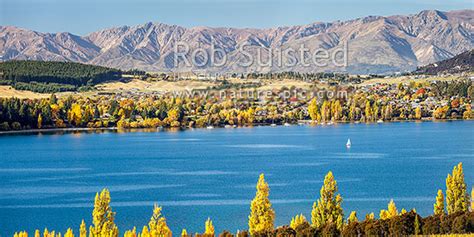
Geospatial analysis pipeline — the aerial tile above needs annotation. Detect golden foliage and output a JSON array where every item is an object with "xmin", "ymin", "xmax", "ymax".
[
  {"xmin": 290, "ymin": 214, "xmax": 307, "ymax": 229},
  {"xmin": 311, "ymin": 171, "xmax": 344, "ymax": 230},
  {"xmin": 248, "ymin": 174, "xmax": 275, "ymax": 235},
  {"xmin": 446, "ymin": 163, "xmax": 468, "ymax": 214},
  {"xmin": 434, "ymin": 189, "xmax": 445, "ymax": 215},
  {"xmin": 380, "ymin": 199, "xmax": 398, "ymax": 220},
  {"xmin": 204, "ymin": 218, "xmax": 215, "ymax": 236}
]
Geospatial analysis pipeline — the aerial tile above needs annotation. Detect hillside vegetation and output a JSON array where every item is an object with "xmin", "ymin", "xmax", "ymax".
[
  {"xmin": 415, "ymin": 50, "xmax": 474, "ymax": 75},
  {"xmin": 0, "ymin": 61, "xmax": 122, "ymax": 92}
]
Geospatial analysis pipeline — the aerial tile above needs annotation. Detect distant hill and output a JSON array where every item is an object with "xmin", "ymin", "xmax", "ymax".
[
  {"xmin": 1, "ymin": 9, "xmax": 473, "ymax": 74},
  {"xmin": 415, "ymin": 50, "xmax": 474, "ymax": 75},
  {"xmin": 0, "ymin": 61, "xmax": 122, "ymax": 93}
]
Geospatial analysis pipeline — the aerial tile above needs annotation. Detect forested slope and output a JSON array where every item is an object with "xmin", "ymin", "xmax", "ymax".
[{"xmin": 0, "ymin": 60, "xmax": 122, "ymax": 92}]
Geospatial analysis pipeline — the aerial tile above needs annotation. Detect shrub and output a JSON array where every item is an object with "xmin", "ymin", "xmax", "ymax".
[
  {"xmin": 342, "ymin": 222, "xmax": 363, "ymax": 237},
  {"xmin": 321, "ymin": 223, "xmax": 339, "ymax": 237},
  {"xmin": 218, "ymin": 230, "xmax": 234, "ymax": 237},
  {"xmin": 389, "ymin": 211, "xmax": 417, "ymax": 236},
  {"xmin": 0, "ymin": 122, "xmax": 10, "ymax": 131},
  {"xmin": 236, "ymin": 230, "xmax": 249, "ymax": 237},
  {"xmin": 294, "ymin": 222, "xmax": 318, "ymax": 237},
  {"xmin": 452, "ymin": 214, "xmax": 469, "ymax": 233},
  {"xmin": 11, "ymin": 122, "xmax": 21, "ymax": 130},
  {"xmin": 274, "ymin": 226, "xmax": 296, "ymax": 237},
  {"xmin": 422, "ymin": 215, "xmax": 441, "ymax": 234}
]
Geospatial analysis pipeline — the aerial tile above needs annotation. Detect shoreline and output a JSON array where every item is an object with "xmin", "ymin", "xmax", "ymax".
[
  {"xmin": 0, "ymin": 127, "xmax": 118, "ymax": 135},
  {"xmin": 0, "ymin": 119, "xmax": 471, "ymax": 135}
]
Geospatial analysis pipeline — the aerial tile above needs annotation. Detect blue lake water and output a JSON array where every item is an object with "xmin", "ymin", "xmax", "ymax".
[{"xmin": 0, "ymin": 121, "xmax": 473, "ymax": 236}]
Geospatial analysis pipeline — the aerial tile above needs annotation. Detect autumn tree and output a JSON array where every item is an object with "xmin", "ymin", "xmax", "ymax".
[
  {"xmin": 446, "ymin": 162, "xmax": 469, "ymax": 214},
  {"xmin": 311, "ymin": 171, "xmax": 344, "ymax": 230},
  {"xmin": 65, "ymin": 228, "xmax": 74, "ymax": 237},
  {"xmin": 308, "ymin": 98, "xmax": 319, "ymax": 122},
  {"xmin": 365, "ymin": 212, "xmax": 374, "ymax": 221},
  {"xmin": 165, "ymin": 108, "xmax": 181, "ymax": 127},
  {"xmin": 414, "ymin": 215, "xmax": 421, "ymax": 235},
  {"xmin": 379, "ymin": 199, "xmax": 398, "ymax": 220},
  {"xmin": 89, "ymin": 189, "xmax": 118, "ymax": 237},
  {"xmin": 415, "ymin": 107, "xmax": 422, "ymax": 120},
  {"xmin": 331, "ymin": 100, "xmax": 342, "ymax": 121},
  {"xmin": 347, "ymin": 211, "xmax": 358, "ymax": 224},
  {"xmin": 320, "ymin": 100, "xmax": 331, "ymax": 122},
  {"xmin": 290, "ymin": 214, "xmax": 307, "ymax": 229},
  {"xmin": 205, "ymin": 218, "xmax": 215, "ymax": 236},
  {"xmin": 14, "ymin": 231, "xmax": 28, "ymax": 237},
  {"xmin": 463, "ymin": 104, "xmax": 472, "ymax": 119},
  {"xmin": 364, "ymin": 100, "xmax": 372, "ymax": 122},
  {"xmin": 68, "ymin": 104, "xmax": 83, "ymax": 126},
  {"xmin": 147, "ymin": 204, "xmax": 172, "ymax": 237},
  {"xmin": 80, "ymin": 220, "xmax": 87, "ymax": 237},
  {"xmin": 248, "ymin": 174, "xmax": 275, "ymax": 235},
  {"xmin": 371, "ymin": 102, "xmax": 379, "ymax": 120},
  {"xmin": 349, "ymin": 101, "xmax": 357, "ymax": 121},
  {"xmin": 433, "ymin": 189, "xmax": 445, "ymax": 215},
  {"xmin": 123, "ymin": 227, "xmax": 136, "ymax": 237},
  {"xmin": 471, "ymin": 188, "xmax": 474, "ymax": 212}
]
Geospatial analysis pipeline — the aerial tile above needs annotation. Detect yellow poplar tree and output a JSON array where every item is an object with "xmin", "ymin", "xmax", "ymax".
[
  {"xmin": 379, "ymin": 199, "xmax": 398, "ymax": 220},
  {"xmin": 123, "ymin": 227, "xmax": 136, "ymax": 237},
  {"xmin": 365, "ymin": 101, "xmax": 372, "ymax": 122},
  {"xmin": 35, "ymin": 230, "xmax": 40, "ymax": 237},
  {"xmin": 89, "ymin": 189, "xmax": 118, "ymax": 237},
  {"xmin": 141, "ymin": 226, "xmax": 150, "ymax": 237},
  {"xmin": 321, "ymin": 100, "xmax": 331, "ymax": 122},
  {"xmin": 205, "ymin": 218, "xmax": 215, "ymax": 236},
  {"xmin": 290, "ymin": 214, "xmax": 307, "ymax": 229},
  {"xmin": 434, "ymin": 189, "xmax": 445, "ymax": 215},
  {"xmin": 80, "ymin": 220, "xmax": 87, "ymax": 237},
  {"xmin": 415, "ymin": 107, "xmax": 422, "ymax": 120},
  {"xmin": 311, "ymin": 171, "xmax": 344, "ymax": 230},
  {"xmin": 64, "ymin": 229, "xmax": 74, "ymax": 237},
  {"xmin": 37, "ymin": 113, "xmax": 43, "ymax": 129},
  {"xmin": 347, "ymin": 211, "xmax": 358, "ymax": 224},
  {"xmin": 248, "ymin": 173, "xmax": 275, "ymax": 235},
  {"xmin": 308, "ymin": 98, "xmax": 319, "ymax": 122},
  {"xmin": 471, "ymin": 188, "xmax": 474, "ymax": 211},
  {"xmin": 365, "ymin": 212, "xmax": 374, "ymax": 221},
  {"xmin": 14, "ymin": 231, "xmax": 28, "ymax": 237},
  {"xmin": 68, "ymin": 104, "xmax": 83, "ymax": 126},
  {"xmin": 181, "ymin": 229, "xmax": 188, "ymax": 237},
  {"xmin": 246, "ymin": 107, "xmax": 255, "ymax": 125},
  {"xmin": 148, "ymin": 204, "xmax": 172, "ymax": 237},
  {"xmin": 414, "ymin": 215, "xmax": 421, "ymax": 235},
  {"xmin": 446, "ymin": 162, "xmax": 468, "ymax": 214}
]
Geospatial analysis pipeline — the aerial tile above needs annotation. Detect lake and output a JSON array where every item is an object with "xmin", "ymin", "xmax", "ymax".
[{"xmin": 0, "ymin": 121, "xmax": 473, "ymax": 236}]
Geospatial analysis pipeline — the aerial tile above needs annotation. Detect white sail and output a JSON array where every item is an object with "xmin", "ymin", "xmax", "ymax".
[{"xmin": 346, "ymin": 139, "xmax": 351, "ymax": 148}]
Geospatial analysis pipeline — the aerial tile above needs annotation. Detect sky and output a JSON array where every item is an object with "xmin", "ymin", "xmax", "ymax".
[{"xmin": 0, "ymin": 0, "xmax": 472, "ymax": 35}]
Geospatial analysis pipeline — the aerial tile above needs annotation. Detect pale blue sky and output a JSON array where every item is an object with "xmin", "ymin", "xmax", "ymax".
[{"xmin": 0, "ymin": 0, "xmax": 472, "ymax": 35}]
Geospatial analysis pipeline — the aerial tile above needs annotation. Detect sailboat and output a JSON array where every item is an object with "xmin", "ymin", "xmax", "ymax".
[{"xmin": 346, "ymin": 138, "xmax": 351, "ymax": 149}]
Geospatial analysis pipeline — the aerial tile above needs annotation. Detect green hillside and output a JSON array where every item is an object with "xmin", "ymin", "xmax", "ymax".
[{"xmin": 0, "ymin": 60, "xmax": 122, "ymax": 93}]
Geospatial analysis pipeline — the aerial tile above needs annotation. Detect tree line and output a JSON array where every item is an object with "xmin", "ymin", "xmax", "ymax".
[
  {"xmin": 12, "ymin": 163, "xmax": 474, "ymax": 237},
  {"xmin": 0, "ymin": 79, "xmax": 472, "ymax": 131}
]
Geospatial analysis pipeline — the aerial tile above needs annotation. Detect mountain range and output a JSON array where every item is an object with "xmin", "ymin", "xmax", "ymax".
[{"xmin": 1, "ymin": 9, "xmax": 473, "ymax": 74}]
